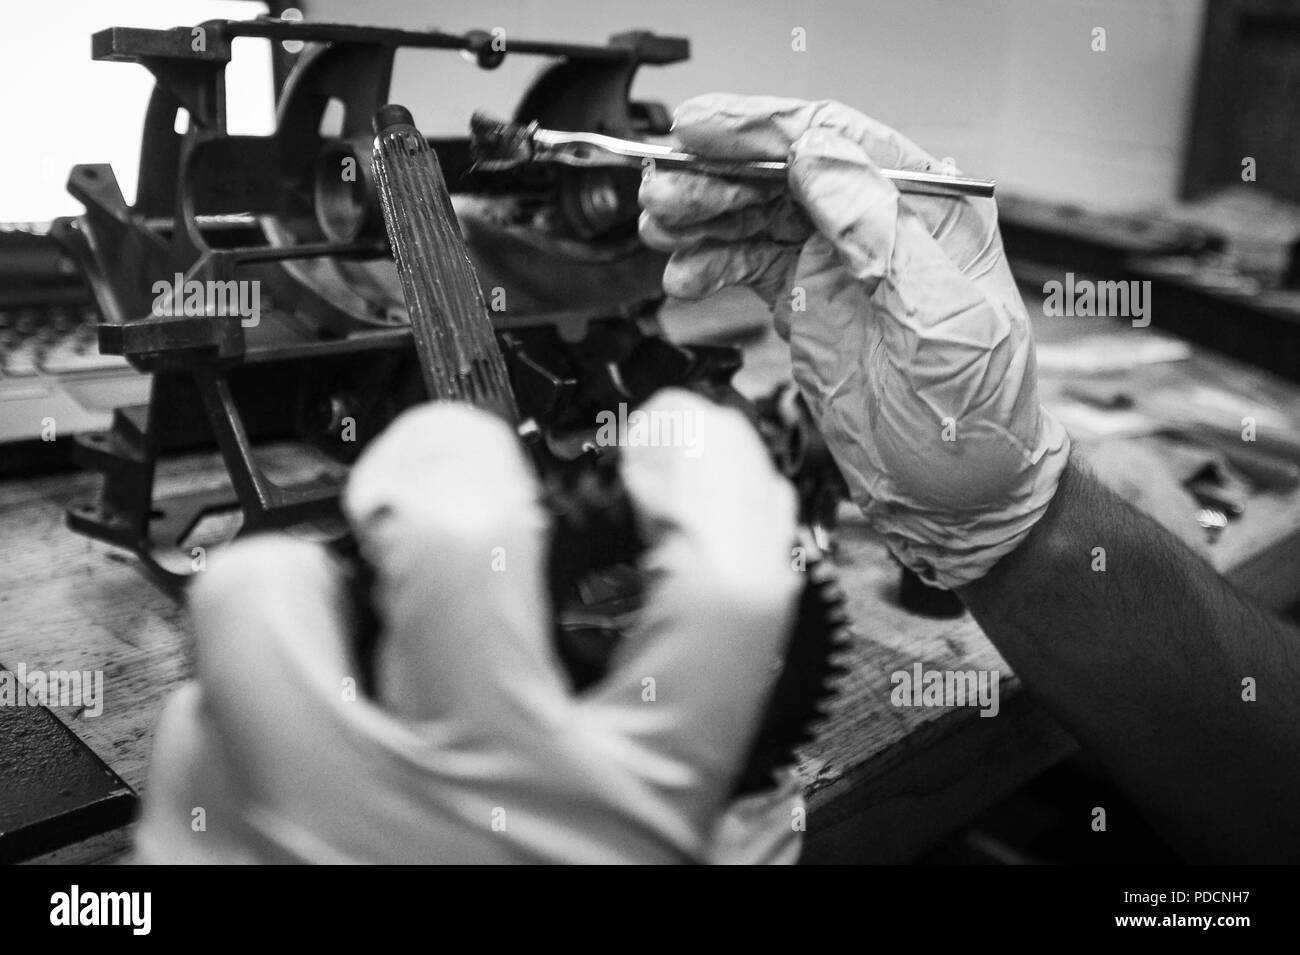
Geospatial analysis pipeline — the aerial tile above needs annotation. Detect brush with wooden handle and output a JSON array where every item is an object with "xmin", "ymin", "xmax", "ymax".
[
  {"xmin": 373, "ymin": 104, "xmax": 519, "ymax": 421},
  {"xmin": 367, "ymin": 104, "xmax": 640, "ymax": 657}
]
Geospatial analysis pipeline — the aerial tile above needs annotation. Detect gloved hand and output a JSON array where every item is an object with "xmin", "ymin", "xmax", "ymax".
[
  {"xmin": 639, "ymin": 95, "xmax": 1070, "ymax": 588},
  {"xmin": 135, "ymin": 390, "xmax": 805, "ymax": 864}
]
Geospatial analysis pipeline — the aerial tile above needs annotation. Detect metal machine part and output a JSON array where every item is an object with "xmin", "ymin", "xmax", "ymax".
[
  {"xmin": 54, "ymin": 16, "xmax": 692, "ymax": 584},
  {"xmin": 53, "ymin": 15, "xmax": 859, "ymax": 735},
  {"xmin": 734, "ymin": 545, "xmax": 853, "ymax": 795},
  {"xmin": 754, "ymin": 381, "xmax": 848, "ymax": 554}
]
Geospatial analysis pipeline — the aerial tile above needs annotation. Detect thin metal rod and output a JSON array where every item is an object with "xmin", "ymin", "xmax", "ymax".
[{"xmin": 531, "ymin": 128, "xmax": 997, "ymax": 198}]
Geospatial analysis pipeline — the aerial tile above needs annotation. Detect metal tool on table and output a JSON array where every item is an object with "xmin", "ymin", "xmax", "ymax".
[
  {"xmin": 370, "ymin": 103, "xmax": 849, "ymax": 795},
  {"xmin": 469, "ymin": 113, "xmax": 997, "ymax": 199},
  {"xmin": 1060, "ymin": 379, "xmax": 1300, "ymax": 544},
  {"xmin": 1195, "ymin": 506, "xmax": 1229, "ymax": 544}
]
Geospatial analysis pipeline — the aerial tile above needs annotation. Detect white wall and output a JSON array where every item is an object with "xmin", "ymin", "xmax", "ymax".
[
  {"xmin": 312, "ymin": 0, "xmax": 1208, "ymax": 211},
  {"xmin": 0, "ymin": 0, "xmax": 1204, "ymax": 219},
  {"xmin": 0, "ymin": 0, "xmax": 278, "ymax": 222}
]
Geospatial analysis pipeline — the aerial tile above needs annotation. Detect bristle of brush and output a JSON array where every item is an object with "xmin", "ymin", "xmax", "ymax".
[{"xmin": 468, "ymin": 111, "xmax": 532, "ymax": 164}]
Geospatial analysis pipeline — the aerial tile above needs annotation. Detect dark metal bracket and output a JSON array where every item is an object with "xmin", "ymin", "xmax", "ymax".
[{"xmin": 57, "ymin": 17, "xmax": 693, "ymax": 585}]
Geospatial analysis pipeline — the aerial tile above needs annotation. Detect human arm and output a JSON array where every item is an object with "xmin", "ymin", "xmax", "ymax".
[
  {"xmin": 961, "ymin": 455, "xmax": 1300, "ymax": 862},
  {"xmin": 640, "ymin": 93, "xmax": 1300, "ymax": 861}
]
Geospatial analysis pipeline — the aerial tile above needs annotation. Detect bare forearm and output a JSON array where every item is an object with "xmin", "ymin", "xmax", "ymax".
[{"xmin": 960, "ymin": 456, "xmax": 1300, "ymax": 862}]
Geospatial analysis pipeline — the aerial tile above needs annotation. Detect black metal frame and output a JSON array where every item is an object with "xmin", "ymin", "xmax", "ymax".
[{"xmin": 55, "ymin": 16, "xmax": 691, "ymax": 587}]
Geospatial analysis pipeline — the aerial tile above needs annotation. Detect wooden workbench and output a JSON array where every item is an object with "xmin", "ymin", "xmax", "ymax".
[{"xmin": 4, "ymin": 286, "xmax": 1300, "ymax": 864}]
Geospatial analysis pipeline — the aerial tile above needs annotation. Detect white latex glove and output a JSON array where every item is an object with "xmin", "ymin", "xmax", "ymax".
[
  {"xmin": 640, "ymin": 95, "xmax": 1070, "ymax": 588},
  {"xmin": 134, "ymin": 391, "xmax": 805, "ymax": 864}
]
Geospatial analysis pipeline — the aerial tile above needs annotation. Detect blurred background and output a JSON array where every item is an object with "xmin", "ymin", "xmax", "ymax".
[{"xmin": 1, "ymin": 0, "xmax": 1209, "ymax": 219}]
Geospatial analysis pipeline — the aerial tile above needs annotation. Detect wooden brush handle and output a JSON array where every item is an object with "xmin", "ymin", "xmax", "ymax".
[{"xmin": 373, "ymin": 104, "xmax": 518, "ymax": 421}]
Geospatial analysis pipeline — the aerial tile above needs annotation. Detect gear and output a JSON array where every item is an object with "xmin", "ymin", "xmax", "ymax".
[
  {"xmin": 549, "ymin": 525, "xmax": 852, "ymax": 799},
  {"xmin": 732, "ymin": 543, "xmax": 853, "ymax": 797},
  {"xmin": 540, "ymin": 397, "xmax": 853, "ymax": 799}
]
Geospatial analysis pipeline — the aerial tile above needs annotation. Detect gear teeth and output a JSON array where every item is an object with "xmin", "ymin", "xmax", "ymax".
[
  {"xmin": 732, "ymin": 549, "xmax": 852, "ymax": 797},
  {"xmin": 829, "ymin": 629, "xmax": 855, "ymax": 655}
]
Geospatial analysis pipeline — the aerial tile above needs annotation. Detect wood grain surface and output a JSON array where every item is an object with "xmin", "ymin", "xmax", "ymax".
[{"xmin": 4, "ymin": 286, "xmax": 1300, "ymax": 864}]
